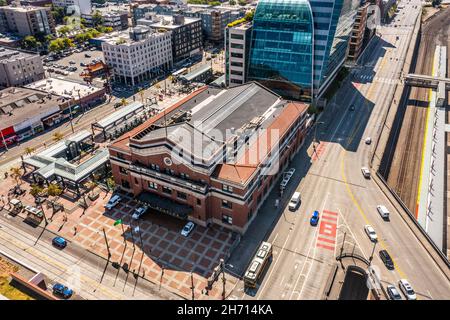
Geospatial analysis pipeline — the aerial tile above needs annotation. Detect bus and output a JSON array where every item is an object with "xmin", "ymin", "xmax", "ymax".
[{"xmin": 243, "ymin": 241, "xmax": 273, "ymax": 288}]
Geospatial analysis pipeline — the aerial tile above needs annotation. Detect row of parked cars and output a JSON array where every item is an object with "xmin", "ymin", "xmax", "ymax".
[{"xmin": 104, "ymin": 194, "xmax": 196, "ymax": 237}]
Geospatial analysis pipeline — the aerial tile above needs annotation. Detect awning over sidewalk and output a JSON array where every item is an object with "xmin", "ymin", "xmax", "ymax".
[{"xmin": 136, "ymin": 192, "xmax": 191, "ymax": 220}]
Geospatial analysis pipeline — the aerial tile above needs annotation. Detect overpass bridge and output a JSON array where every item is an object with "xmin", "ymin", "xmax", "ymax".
[{"xmin": 403, "ymin": 46, "xmax": 448, "ymax": 107}]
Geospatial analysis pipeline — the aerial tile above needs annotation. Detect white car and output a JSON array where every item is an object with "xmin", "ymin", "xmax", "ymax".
[
  {"xmin": 398, "ymin": 279, "xmax": 417, "ymax": 300},
  {"xmin": 132, "ymin": 206, "xmax": 148, "ymax": 220},
  {"xmin": 377, "ymin": 205, "xmax": 390, "ymax": 219},
  {"xmin": 104, "ymin": 194, "xmax": 122, "ymax": 210},
  {"xmin": 364, "ymin": 225, "xmax": 378, "ymax": 242},
  {"xmin": 365, "ymin": 137, "xmax": 372, "ymax": 145},
  {"xmin": 181, "ymin": 221, "xmax": 195, "ymax": 237},
  {"xmin": 361, "ymin": 167, "xmax": 371, "ymax": 179}
]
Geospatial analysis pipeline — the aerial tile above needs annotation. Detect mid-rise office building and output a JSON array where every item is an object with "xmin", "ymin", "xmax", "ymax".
[
  {"xmin": 81, "ymin": 10, "xmax": 129, "ymax": 31},
  {"xmin": 52, "ymin": 0, "xmax": 92, "ymax": 15},
  {"xmin": 0, "ymin": 47, "xmax": 45, "ymax": 88},
  {"xmin": 246, "ymin": 0, "xmax": 359, "ymax": 101},
  {"xmin": 195, "ymin": 8, "xmax": 244, "ymax": 43},
  {"xmin": 102, "ymin": 26, "xmax": 173, "ymax": 86},
  {"xmin": 0, "ymin": 5, "xmax": 55, "ymax": 37},
  {"xmin": 108, "ymin": 82, "xmax": 310, "ymax": 233},
  {"xmin": 140, "ymin": 14, "xmax": 202, "ymax": 63},
  {"xmin": 347, "ymin": 2, "xmax": 373, "ymax": 62},
  {"xmin": 224, "ymin": 20, "xmax": 252, "ymax": 87}
]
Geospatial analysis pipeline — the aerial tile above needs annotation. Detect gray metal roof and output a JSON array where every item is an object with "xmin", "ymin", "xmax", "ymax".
[
  {"xmin": 95, "ymin": 102, "xmax": 144, "ymax": 129},
  {"xmin": 180, "ymin": 64, "xmax": 211, "ymax": 82}
]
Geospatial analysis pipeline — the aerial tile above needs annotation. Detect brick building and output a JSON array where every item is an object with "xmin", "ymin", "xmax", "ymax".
[{"xmin": 108, "ymin": 82, "xmax": 311, "ymax": 234}]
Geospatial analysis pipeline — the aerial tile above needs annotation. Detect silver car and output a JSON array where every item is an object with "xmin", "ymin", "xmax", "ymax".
[{"xmin": 364, "ymin": 225, "xmax": 378, "ymax": 242}]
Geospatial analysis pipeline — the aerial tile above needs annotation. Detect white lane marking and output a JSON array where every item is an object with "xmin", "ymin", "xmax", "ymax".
[{"xmin": 289, "ymin": 192, "xmax": 329, "ymax": 300}]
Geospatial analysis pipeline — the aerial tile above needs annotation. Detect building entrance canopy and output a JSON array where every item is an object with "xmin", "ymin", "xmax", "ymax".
[{"xmin": 136, "ymin": 192, "xmax": 192, "ymax": 219}]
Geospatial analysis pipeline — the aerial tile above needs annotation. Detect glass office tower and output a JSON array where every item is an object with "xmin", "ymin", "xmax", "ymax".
[
  {"xmin": 247, "ymin": 0, "xmax": 359, "ymax": 101},
  {"xmin": 247, "ymin": 0, "xmax": 314, "ymax": 101}
]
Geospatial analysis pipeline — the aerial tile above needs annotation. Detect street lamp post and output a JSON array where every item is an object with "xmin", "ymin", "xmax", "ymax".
[
  {"xmin": 369, "ymin": 241, "xmax": 377, "ymax": 266},
  {"xmin": 314, "ymin": 121, "xmax": 325, "ymax": 146},
  {"xmin": 220, "ymin": 258, "xmax": 226, "ymax": 300}
]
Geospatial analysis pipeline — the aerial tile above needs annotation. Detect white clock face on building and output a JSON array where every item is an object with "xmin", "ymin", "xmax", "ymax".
[{"xmin": 164, "ymin": 157, "xmax": 173, "ymax": 166}]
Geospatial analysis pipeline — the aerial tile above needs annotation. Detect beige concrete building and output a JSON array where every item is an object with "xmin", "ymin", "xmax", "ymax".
[
  {"xmin": 0, "ymin": 47, "xmax": 45, "ymax": 88},
  {"xmin": 0, "ymin": 5, "xmax": 55, "ymax": 37}
]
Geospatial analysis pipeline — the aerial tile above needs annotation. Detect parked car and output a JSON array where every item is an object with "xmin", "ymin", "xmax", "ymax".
[
  {"xmin": 69, "ymin": 60, "xmax": 76, "ymax": 64},
  {"xmin": 52, "ymin": 236, "xmax": 67, "ymax": 249},
  {"xmin": 376, "ymin": 205, "xmax": 390, "ymax": 220},
  {"xmin": 398, "ymin": 279, "xmax": 417, "ymax": 300},
  {"xmin": 288, "ymin": 192, "xmax": 301, "ymax": 211},
  {"xmin": 361, "ymin": 167, "xmax": 371, "ymax": 179},
  {"xmin": 85, "ymin": 53, "xmax": 91, "ymax": 58},
  {"xmin": 386, "ymin": 285, "xmax": 402, "ymax": 300},
  {"xmin": 104, "ymin": 194, "xmax": 122, "ymax": 210},
  {"xmin": 132, "ymin": 206, "xmax": 148, "ymax": 220},
  {"xmin": 365, "ymin": 137, "xmax": 372, "ymax": 145},
  {"xmin": 181, "ymin": 221, "xmax": 195, "ymax": 237},
  {"xmin": 80, "ymin": 62, "xmax": 87, "ymax": 67},
  {"xmin": 52, "ymin": 283, "xmax": 73, "ymax": 299},
  {"xmin": 379, "ymin": 249, "xmax": 394, "ymax": 270},
  {"xmin": 364, "ymin": 225, "xmax": 378, "ymax": 242},
  {"xmin": 310, "ymin": 210, "xmax": 320, "ymax": 226}
]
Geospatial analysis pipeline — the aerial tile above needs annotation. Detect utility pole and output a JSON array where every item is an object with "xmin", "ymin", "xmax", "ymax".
[
  {"xmin": 190, "ymin": 272, "xmax": 195, "ymax": 300},
  {"xmin": 102, "ymin": 227, "xmax": 112, "ymax": 259},
  {"xmin": 220, "ymin": 258, "xmax": 226, "ymax": 300},
  {"xmin": 0, "ymin": 130, "xmax": 8, "ymax": 151},
  {"xmin": 369, "ymin": 241, "xmax": 377, "ymax": 266},
  {"xmin": 68, "ymin": 99, "xmax": 75, "ymax": 133}
]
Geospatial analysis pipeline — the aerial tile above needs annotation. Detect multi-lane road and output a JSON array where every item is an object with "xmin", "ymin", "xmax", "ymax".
[
  {"xmin": 231, "ymin": 1, "xmax": 450, "ymax": 300},
  {"xmin": 0, "ymin": 209, "xmax": 180, "ymax": 300}
]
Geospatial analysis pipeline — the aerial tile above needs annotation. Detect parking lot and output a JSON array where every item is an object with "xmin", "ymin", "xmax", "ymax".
[{"xmin": 43, "ymin": 49, "xmax": 104, "ymax": 83}]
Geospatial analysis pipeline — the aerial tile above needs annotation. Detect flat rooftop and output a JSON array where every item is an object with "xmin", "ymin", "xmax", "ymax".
[
  {"xmin": 1, "ymin": 5, "xmax": 48, "ymax": 12},
  {"xmin": 0, "ymin": 87, "xmax": 64, "ymax": 129},
  {"xmin": 149, "ymin": 15, "xmax": 201, "ymax": 29},
  {"xmin": 101, "ymin": 26, "xmax": 168, "ymax": 46},
  {"xmin": 0, "ymin": 47, "xmax": 38, "ymax": 63},
  {"xmin": 131, "ymin": 83, "xmax": 292, "ymax": 160},
  {"xmin": 25, "ymin": 78, "xmax": 102, "ymax": 100}
]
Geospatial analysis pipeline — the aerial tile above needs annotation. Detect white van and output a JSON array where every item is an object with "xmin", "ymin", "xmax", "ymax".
[
  {"xmin": 288, "ymin": 192, "xmax": 301, "ymax": 211},
  {"xmin": 377, "ymin": 205, "xmax": 390, "ymax": 219}
]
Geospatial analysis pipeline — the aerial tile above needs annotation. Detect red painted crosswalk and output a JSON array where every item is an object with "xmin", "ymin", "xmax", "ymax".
[{"xmin": 316, "ymin": 210, "xmax": 338, "ymax": 252}]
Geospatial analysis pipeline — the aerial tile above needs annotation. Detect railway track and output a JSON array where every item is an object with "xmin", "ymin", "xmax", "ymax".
[{"xmin": 386, "ymin": 7, "xmax": 450, "ymax": 212}]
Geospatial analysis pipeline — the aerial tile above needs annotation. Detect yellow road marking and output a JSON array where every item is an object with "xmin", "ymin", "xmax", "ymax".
[
  {"xmin": 339, "ymin": 46, "xmax": 409, "ymax": 282},
  {"xmin": 416, "ymin": 60, "xmax": 435, "ymax": 218}
]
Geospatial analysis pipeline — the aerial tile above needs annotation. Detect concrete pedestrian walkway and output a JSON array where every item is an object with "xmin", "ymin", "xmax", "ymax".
[{"xmin": 417, "ymin": 45, "xmax": 447, "ymax": 251}]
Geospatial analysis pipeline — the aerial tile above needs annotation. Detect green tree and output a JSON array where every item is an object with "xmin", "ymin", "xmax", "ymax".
[
  {"xmin": 229, "ymin": 0, "xmax": 236, "ymax": 4},
  {"xmin": 0, "ymin": 0, "xmax": 7, "ymax": 6},
  {"xmin": 52, "ymin": 131, "xmax": 64, "ymax": 142},
  {"xmin": 22, "ymin": 36, "xmax": 41, "ymax": 50},
  {"xmin": 238, "ymin": 0, "xmax": 247, "ymax": 6},
  {"xmin": 30, "ymin": 184, "xmax": 44, "ymax": 198},
  {"xmin": 92, "ymin": 10, "xmax": 103, "ymax": 28},
  {"xmin": 9, "ymin": 167, "xmax": 22, "ymax": 187},
  {"xmin": 59, "ymin": 25, "xmax": 72, "ymax": 35},
  {"xmin": 51, "ymin": 5, "xmax": 65, "ymax": 24}
]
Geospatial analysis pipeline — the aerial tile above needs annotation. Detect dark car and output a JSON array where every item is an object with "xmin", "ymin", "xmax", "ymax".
[
  {"xmin": 379, "ymin": 249, "xmax": 394, "ymax": 270},
  {"xmin": 52, "ymin": 283, "xmax": 73, "ymax": 299},
  {"xmin": 386, "ymin": 285, "xmax": 402, "ymax": 300},
  {"xmin": 52, "ymin": 236, "xmax": 67, "ymax": 249}
]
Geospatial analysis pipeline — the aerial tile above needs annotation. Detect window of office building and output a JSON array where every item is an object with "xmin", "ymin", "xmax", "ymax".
[
  {"xmin": 177, "ymin": 191, "xmax": 187, "ymax": 200},
  {"xmin": 162, "ymin": 186, "xmax": 172, "ymax": 194},
  {"xmin": 148, "ymin": 181, "xmax": 158, "ymax": 190},
  {"xmin": 222, "ymin": 214, "xmax": 232, "ymax": 225},
  {"xmin": 222, "ymin": 199, "xmax": 232, "ymax": 209},
  {"xmin": 222, "ymin": 184, "xmax": 233, "ymax": 193}
]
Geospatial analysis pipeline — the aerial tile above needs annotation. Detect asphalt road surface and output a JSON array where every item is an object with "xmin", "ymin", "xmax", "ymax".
[
  {"xmin": 231, "ymin": 1, "xmax": 450, "ymax": 300},
  {"xmin": 0, "ymin": 209, "xmax": 180, "ymax": 300}
]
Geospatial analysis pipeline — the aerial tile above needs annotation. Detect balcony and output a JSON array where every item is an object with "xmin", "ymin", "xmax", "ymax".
[{"xmin": 129, "ymin": 163, "xmax": 208, "ymax": 194}]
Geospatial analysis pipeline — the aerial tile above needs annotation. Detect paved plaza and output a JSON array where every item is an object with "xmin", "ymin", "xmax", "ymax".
[{"xmin": 0, "ymin": 174, "xmax": 240, "ymax": 300}]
